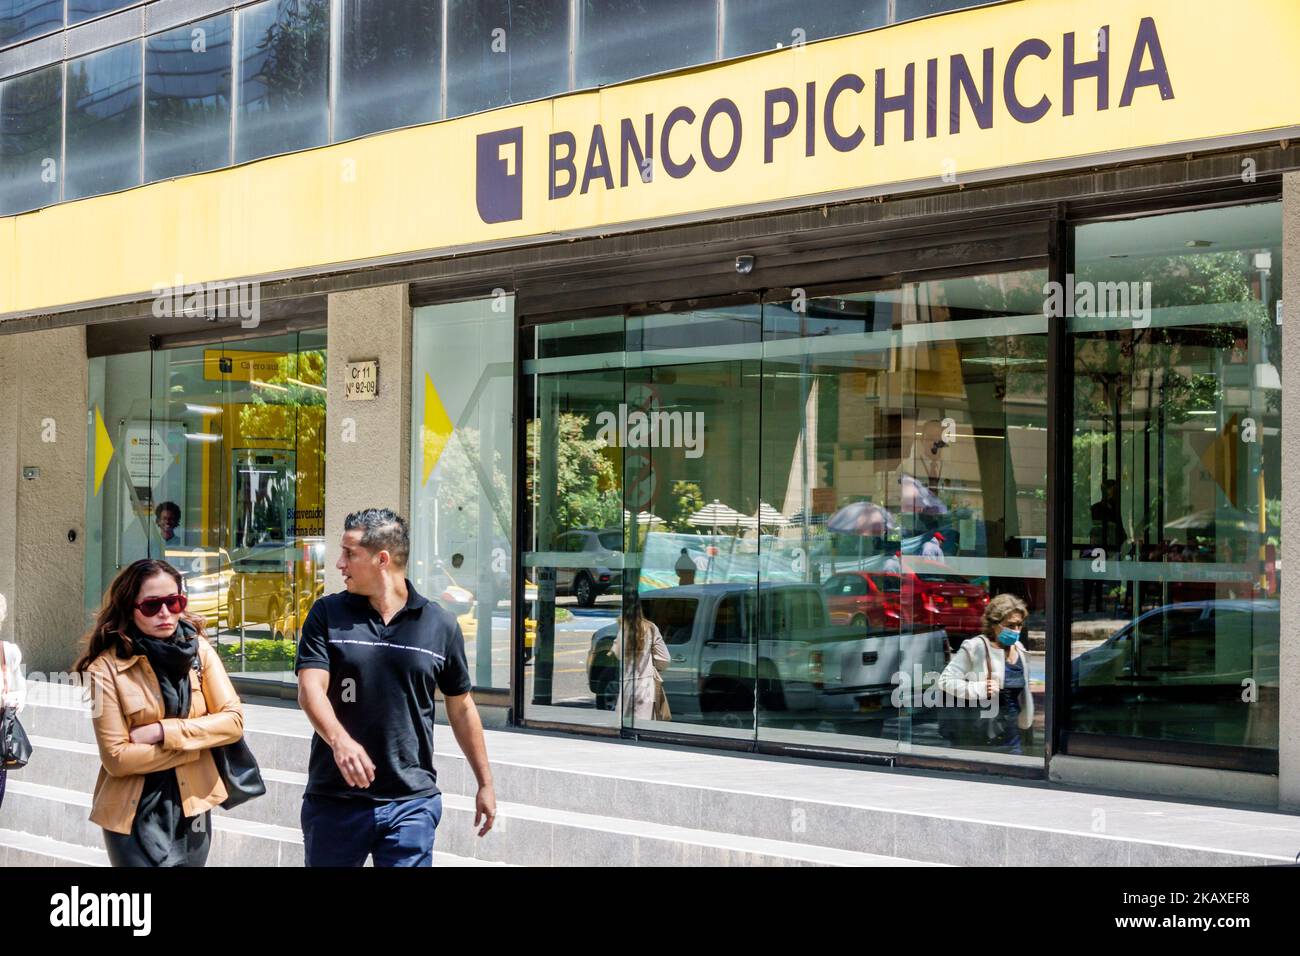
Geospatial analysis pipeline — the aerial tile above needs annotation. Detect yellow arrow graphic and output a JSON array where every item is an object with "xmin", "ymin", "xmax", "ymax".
[
  {"xmin": 422, "ymin": 373, "xmax": 453, "ymax": 486},
  {"xmin": 93, "ymin": 406, "xmax": 115, "ymax": 495}
]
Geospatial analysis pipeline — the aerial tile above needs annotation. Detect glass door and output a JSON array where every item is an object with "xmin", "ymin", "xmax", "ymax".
[{"xmin": 86, "ymin": 331, "xmax": 327, "ymax": 682}]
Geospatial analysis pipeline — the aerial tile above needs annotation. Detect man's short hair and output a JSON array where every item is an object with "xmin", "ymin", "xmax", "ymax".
[
  {"xmin": 155, "ymin": 501, "xmax": 181, "ymax": 522},
  {"xmin": 344, "ymin": 508, "xmax": 410, "ymax": 568}
]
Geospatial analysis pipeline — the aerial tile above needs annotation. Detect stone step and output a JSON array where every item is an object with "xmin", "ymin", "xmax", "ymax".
[
  {"xmin": 0, "ymin": 828, "xmax": 107, "ymax": 867},
  {"xmin": 16, "ymin": 695, "xmax": 1297, "ymax": 868},
  {"xmin": 2, "ymin": 767, "xmax": 922, "ymax": 867},
  {"xmin": 0, "ymin": 780, "xmax": 507, "ymax": 867}
]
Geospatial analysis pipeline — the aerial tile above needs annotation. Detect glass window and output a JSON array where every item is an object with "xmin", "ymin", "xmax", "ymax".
[
  {"xmin": 145, "ymin": 14, "xmax": 233, "ymax": 182},
  {"xmin": 65, "ymin": 40, "xmax": 142, "ymax": 201},
  {"xmin": 68, "ymin": 0, "xmax": 136, "ymax": 27},
  {"xmin": 723, "ymin": 0, "xmax": 886, "ymax": 58},
  {"xmin": 647, "ymin": 598, "xmax": 700, "ymax": 645},
  {"xmin": 446, "ymin": 0, "xmax": 569, "ymax": 117},
  {"xmin": 575, "ymin": 0, "xmax": 717, "ymax": 89},
  {"xmin": 758, "ymin": 271, "xmax": 1048, "ymax": 763},
  {"xmin": 410, "ymin": 297, "xmax": 516, "ymax": 690},
  {"xmin": 893, "ymin": 0, "xmax": 978, "ymax": 22},
  {"xmin": 0, "ymin": 63, "xmax": 61, "ymax": 214},
  {"xmin": 0, "ymin": 0, "xmax": 62, "ymax": 48},
  {"xmin": 1066, "ymin": 201, "xmax": 1283, "ymax": 754},
  {"xmin": 236, "ymin": 0, "xmax": 329, "ymax": 164},
  {"xmin": 85, "ymin": 331, "xmax": 328, "ymax": 681},
  {"xmin": 336, "ymin": 0, "xmax": 439, "ymax": 142}
]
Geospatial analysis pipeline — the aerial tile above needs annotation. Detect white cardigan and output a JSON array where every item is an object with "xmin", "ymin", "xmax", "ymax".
[
  {"xmin": 1, "ymin": 640, "xmax": 25, "ymax": 713},
  {"xmin": 937, "ymin": 635, "xmax": 1033, "ymax": 730}
]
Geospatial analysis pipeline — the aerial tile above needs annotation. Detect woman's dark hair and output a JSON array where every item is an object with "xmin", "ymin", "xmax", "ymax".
[
  {"xmin": 622, "ymin": 590, "xmax": 650, "ymax": 658},
  {"xmin": 73, "ymin": 559, "xmax": 206, "ymax": 673}
]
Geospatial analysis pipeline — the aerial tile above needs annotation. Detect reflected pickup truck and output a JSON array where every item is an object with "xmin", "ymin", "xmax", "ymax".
[{"xmin": 587, "ymin": 582, "xmax": 931, "ymax": 717}]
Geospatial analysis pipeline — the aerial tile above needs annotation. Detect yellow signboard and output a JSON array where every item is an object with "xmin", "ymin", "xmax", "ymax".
[
  {"xmin": 202, "ymin": 350, "xmax": 293, "ymax": 382},
  {"xmin": 1, "ymin": 0, "xmax": 1297, "ymax": 317}
]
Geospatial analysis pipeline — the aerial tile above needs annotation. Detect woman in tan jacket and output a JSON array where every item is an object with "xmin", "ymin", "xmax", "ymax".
[{"xmin": 74, "ymin": 558, "xmax": 244, "ymax": 867}]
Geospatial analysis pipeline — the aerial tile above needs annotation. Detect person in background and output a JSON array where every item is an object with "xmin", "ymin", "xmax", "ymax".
[
  {"xmin": 675, "ymin": 548, "xmax": 697, "ymax": 586},
  {"xmin": 610, "ymin": 591, "xmax": 670, "ymax": 721},
  {"xmin": 155, "ymin": 501, "xmax": 182, "ymax": 545},
  {"xmin": 921, "ymin": 531, "xmax": 946, "ymax": 561},
  {"xmin": 0, "ymin": 593, "xmax": 25, "ymax": 812},
  {"xmin": 938, "ymin": 593, "xmax": 1034, "ymax": 755}
]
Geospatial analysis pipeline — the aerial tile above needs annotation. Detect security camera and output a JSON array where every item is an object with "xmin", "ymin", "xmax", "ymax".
[{"xmin": 735, "ymin": 255, "xmax": 755, "ymax": 275}]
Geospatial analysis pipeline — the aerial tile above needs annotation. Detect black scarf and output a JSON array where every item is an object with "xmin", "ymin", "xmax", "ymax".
[
  {"xmin": 127, "ymin": 621, "xmax": 198, "ymax": 719},
  {"xmin": 120, "ymin": 620, "xmax": 200, "ymax": 864}
]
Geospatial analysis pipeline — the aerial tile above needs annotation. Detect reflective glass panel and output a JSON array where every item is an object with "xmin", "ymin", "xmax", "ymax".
[
  {"xmin": 446, "ymin": 0, "xmax": 569, "ymax": 117},
  {"xmin": 0, "ymin": 62, "xmax": 61, "ymax": 214},
  {"xmin": 145, "ymin": 13, "xmax": 233, "ymax": 182},
  {"xmin": 236, "ymin": 0, "xmax": 329, "ymax": 164},
  {"xmin": 0, "ymin": 0, "xmax": 62, "ymax": 48},
  {"xmin": 410, "ymin": 297, "xmax": 515, "ymax": 690},
  {"xmin": 723, "ymin": 0, "xmax": 886, "ymax": 57},
  {"xmin": 1066, "ymin": 202, "xmax": 1282, "ymax": 753},
  {"xmin": 65, "ymin": 40, "xmax": 142, "ymax": 201},
  {"xmin": 575, "ymin": 0, "xmax": 716, "ymax": 89},
  {"xmin": 336, "ymin": 0, "xmax": 439, "ymax": 141}
]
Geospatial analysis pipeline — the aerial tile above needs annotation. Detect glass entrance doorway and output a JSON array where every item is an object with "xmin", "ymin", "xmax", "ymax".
[
  {"xmin": 85, "ymin": 330, "xmax": 327, "ymax": 680},
  {"xmin": 522, "ymin": 270, "xmax": 1049, "ymax": 765}
]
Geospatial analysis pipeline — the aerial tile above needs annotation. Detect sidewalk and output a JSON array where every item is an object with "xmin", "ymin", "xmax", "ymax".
[{"xmin": 6, "ymin": 681, "xmax": 1298, "ymax": 867}]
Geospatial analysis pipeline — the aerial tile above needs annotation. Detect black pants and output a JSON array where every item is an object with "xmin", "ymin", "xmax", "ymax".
[
  {"xmin": 0, "ymin": 768, "xmax": 6, "ymax": 810},
  {"xmin": 103, "ymin": 811, "xmax": 211, "ymax": 867}
]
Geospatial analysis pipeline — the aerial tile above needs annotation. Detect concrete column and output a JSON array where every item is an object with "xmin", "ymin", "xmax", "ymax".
[
  {"xmin": 0, "ymin": 326, "xmax": 88, "ymax": 673},
  {"xmin": 324, "ymin": 285, "xmax": 412, "ymax": 594},
  {"xmin": 1281, "ymin": 172, "xmax": 1300, "ymax": 810}
]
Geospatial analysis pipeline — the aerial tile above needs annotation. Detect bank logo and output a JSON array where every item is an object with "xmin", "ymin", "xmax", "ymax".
[{"xmin": 475, "ymin": 127, "xmax": 523, "ymax": 224}]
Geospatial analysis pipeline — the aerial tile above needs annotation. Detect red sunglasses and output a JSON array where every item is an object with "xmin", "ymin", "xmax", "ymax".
[{"xmin": 134, "ymin": 593, "xmax": 188, "ymax": 616}]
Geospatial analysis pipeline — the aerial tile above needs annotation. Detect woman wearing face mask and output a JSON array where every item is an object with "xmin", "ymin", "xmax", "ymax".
[
  {"xmin": 73, "ymin": 559, "xmax": 244, "ymax": 867},
  {"xmin": 937, "ymin": 593, "xmax": 1033, "ymax": 754}
]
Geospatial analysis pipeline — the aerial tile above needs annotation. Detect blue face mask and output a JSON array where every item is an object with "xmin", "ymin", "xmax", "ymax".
[{"xmin": 997, "ymin": 628, "xmax": 1020, "ymax": 647}]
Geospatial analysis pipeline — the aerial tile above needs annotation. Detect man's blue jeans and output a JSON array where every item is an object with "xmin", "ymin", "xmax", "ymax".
[{"xmin": 301, "ymin": 793, "xmax": 443, "ymax": 867}]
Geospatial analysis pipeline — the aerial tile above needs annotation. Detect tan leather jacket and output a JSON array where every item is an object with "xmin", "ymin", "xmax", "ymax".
[{"xmin": 86, "ymin": 637, "xmax": 244, "ymax": 834}]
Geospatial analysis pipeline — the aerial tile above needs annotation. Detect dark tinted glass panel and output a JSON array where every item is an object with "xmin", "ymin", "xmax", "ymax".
[
  {"xmin": 69, "ymin": 0, "xmax": 135, "ymax": 26},
  {"xmin": 236, "ymin": 0, "xmax": 329, "ymax": 163},
  {"xmin": 0, "ymin": 63, "xmax": 61, "ymax": 214},
  {"xmin": 723, "ymin": 0, "xmax": 886, "ymax": 57},
  {"xmin": 65, "ymin": 40, "xmax": 142, "ymax": 201},
  {"xmin": 1066, "ymin": 202, "xmax": 1283, "ymax": 752},
  {"xmin": 575, "ymin": 0, "xmax": 716, "ymax": 88},
  {"xmin": 336, "ymin": 0, "xmax": 439, "ymax": 141},
  {"xmin": 446, "ymin": 0, "xmax": 569, "ymax": 117},
  {"xmin": 0, "ymin": 0, "xmax": 62, "ymax": 47},
  {"xmin": 894, "ymin": 0, "xmax": 978, "ymax": 22},
  {"xmin": 145, "ymin": 14, "xmax": 232, "ymax": 182}
]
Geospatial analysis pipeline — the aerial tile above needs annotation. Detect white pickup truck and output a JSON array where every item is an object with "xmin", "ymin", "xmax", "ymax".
[{"xmin": 586, "ymin": 582, "xmax": 947, "ymax": 721}]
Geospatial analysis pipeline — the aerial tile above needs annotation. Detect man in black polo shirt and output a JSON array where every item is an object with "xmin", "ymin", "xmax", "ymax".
[{"xmin": 295, "ymin": 508, "xmax": 496, "ymax": 866}]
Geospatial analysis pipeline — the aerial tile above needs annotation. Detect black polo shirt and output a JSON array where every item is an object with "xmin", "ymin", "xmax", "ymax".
[{"xmin": 294, "ymin": 580, "xmax": 472, "ymax": 802}]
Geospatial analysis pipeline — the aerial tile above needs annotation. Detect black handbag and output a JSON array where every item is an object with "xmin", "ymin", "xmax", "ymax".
[
  {"xmin": 210, "ymin": 737, "xmax": 266, "ymax": 810},
  {"xmin": 194, "ymin": 647, "xmax": 265, "ymax": 809},
  {"xmin": 934, "ymin": 636, "xmax": 1007, "ymax": 747},
  {"xmin": 1, "ymin": 642, "xmax": 31, "ymax": 770}
]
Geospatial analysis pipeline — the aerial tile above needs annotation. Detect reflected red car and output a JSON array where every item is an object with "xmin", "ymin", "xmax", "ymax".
[{"xmin": 822, "ymin": 568, "xmax": 989, "ymax": 646}]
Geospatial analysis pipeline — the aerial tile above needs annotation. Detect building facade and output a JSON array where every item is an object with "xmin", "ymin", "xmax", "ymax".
[{"xmin": 0, "ymin": 0, "xmax": 1296, "ymax": 809}]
